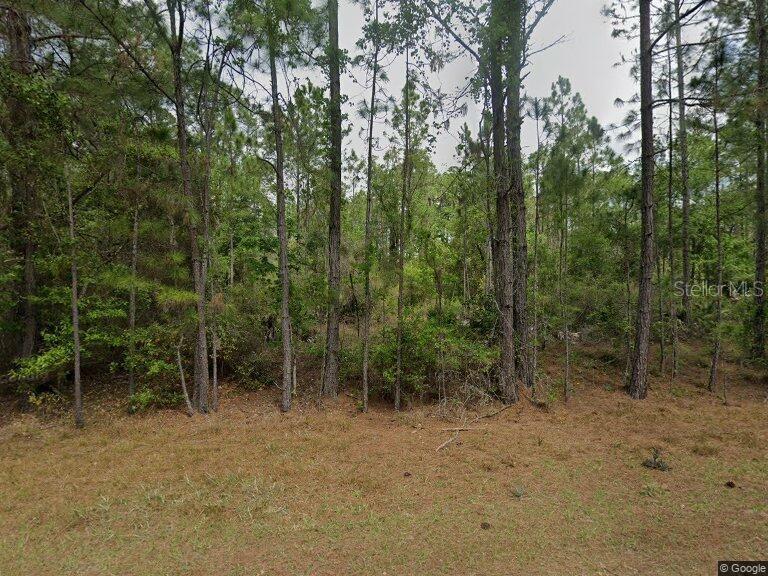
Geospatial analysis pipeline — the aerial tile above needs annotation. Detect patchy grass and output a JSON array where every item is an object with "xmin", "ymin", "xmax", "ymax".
[{"xmin": 0, "ymin": 357, "xmax": 766, "ymax": 575}]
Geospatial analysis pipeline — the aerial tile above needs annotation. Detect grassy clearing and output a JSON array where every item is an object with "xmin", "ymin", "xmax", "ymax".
[{"xmin": 1, "ymin": 354, "xmax": 766, "ymax": 575}]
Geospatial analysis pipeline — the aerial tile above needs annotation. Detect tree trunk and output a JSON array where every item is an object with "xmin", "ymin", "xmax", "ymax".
[
  {"xmin": 506, "ymin": 57, "xmax": 531, "ymax": 390},
  {"xmin": 270, "ymin": 40, "xmax": 293, "ymax": 413},
  {"xmin": 198, "ymin": 13, "xmax": 227, "ymax": 411},
  {"xmin": 323, "ymin": 0, "xmax": 342, "ymax": 397},
  {"xmin": 491, "ymin": 0, "xmax": 517, "ymax": 403},
  {"xmin": 623, "ymin": 201, "xmax": 633, "ymax": 384},
  {"xmin": 436, "ymin": 268, "xmax": 446, "ymax": 405},
  {"xmin": 128, "ymin": 203, "xmax": 139, "ymax": 397},
  {"xmin": 176, "ymin": 336, "xmax": 195, "ymax": 416},
  {"xmin": 3, "ymin": 7, "xmax": 37, "ymax": 358},
  {"xmin": 461, "ymin": 202, "xmax": 469, "ymax": 307},
  {"xmin": 395, "ymin": 49, "xmax": 412, "ymax": 412},
  {"xmin": 666, "ymin": 32, "xmax": 679, "ymax": 378},
  {"xmin": 754, "ymin": 0, "xmax": 767, "ymax": 358},
  {"xmin": 229, "ymin": 232, "xmax": 234, "ymax": 288},
  {"xmin": 67, "ymin": 176, "xmax": 83, "ymax": 428},
  {"xmin": 562, "ymin": 173, "xmax": 571, "ymax": 401},
  {"xmin": 674, "ymin": 0, "xmax": 692, "ymax": 326},
  {"xmin": 657, "ymin": 255, "xmax": 665, "ymax": 373},
  {"xmin": 212, "ymin": 330, "xmax": 219, "ymax": 411},
  {"xmin": 629, "ymin": 0, "xmax": 656, "ymax": 400},
  {"xmin": 362, "ymin": 0, "xmax": 381, "ymax": 413},
  {"xmin": 709, "ymin": 62, "xmax": 723, "ymax": 393},
  {"xmin": 168, "ymin": 1, "xmax": 209, "ymax": 412},
  {"xmin": 532, "ymin": 100, "xmax": 542, "ymax": 394}
]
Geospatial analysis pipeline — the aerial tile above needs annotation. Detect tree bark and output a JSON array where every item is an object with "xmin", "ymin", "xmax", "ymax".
[
  {"xmin": 562, "ymin": 168, "xmax": 571, "ymax": 401},
  {"xmin": 362, "ymin": 0, "xmax": 381, "ymax": 413},
  {"xmin": 754, "ymin": 0, "xmax": 767, "ymax": 358},
  {"xmin": 395, "ymin": 48, "xmax": 412, "ymax": 412},
  {"xmin": 531, "ymin": 99, "xmax": 542, "ymax": 393},
  {"xmin": 506, "ymin": 8, "xmax": 531, "ymax": 390},
  {"xmin": 128, "ymin": 203, "xmax": 139, "ymax": 397},
  {"xmin": 323, "ymin": 0, "xmax": 342, "ymax": 397},
  {"xmin": 709, "ymin": 59, "xmax": 723, "ymax": 393},
  {"xmin": 629, "ymin": 0, "xmax": 656, "ymax": 400},
  {"xmin": 229, "ymin": 232, "xmax": 234, "ymax": 288},
  {"xmin": 269, "ymin": 39, "xmax": 293, "ymax": 413},
  {"xmin": 176, "ymin": 336, "xmax": 195, "ymax": 416},
  {"xmin": 211, "ymin": 330, "xmax": 219, "ymax": 411},
  {"xmin": 3, "ymin": 7, "xmax": 37, "ymax": 358},
  {"xmin": 623, "ymin": 201, "xmax": 633, "ymax": 384},
  {"xmin": 168, "ymin": 0, "xmax": 208, "ymax": 412},
  {"xmin": 674, "ymin": 0, "xmax": 692, "ymax": 326},
  {"xmin": 490, "ymin": 0, "xmax": 517, "ymax": 403},
  {"xmin": 66, "ymin": 176, "xmax": 83, "ymax": 428},
  {"xmin": 479, "ymin": 106, "xmax": 496, "ymax": 298},
  {"xmin": 666, "ymin": 31, "xmax": 679, "ymax": 378}
]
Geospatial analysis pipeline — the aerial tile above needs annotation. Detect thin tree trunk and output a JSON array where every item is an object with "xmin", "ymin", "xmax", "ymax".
[
  {"xmin": 478, "ymin": 105, "xmax": 495, "ymax": 297},
  {"xmin": 128, "ymin": 203, "xmax": 139, "ymax": 397},
  {"xmin": 709, "ymin": 62, "xmax": 723, "ymax": 393},
  {"xmin": 532, "ymin": 100, "xmax": 542, "ymax": 392},
  {"xmin": 623, "ymin": 202, "xmax": 633, "ymax": 384},
  {"xmin": 461, "ymin": 200, "xmax": 468, "ymax": 308},
  {"xmin": 754, "ymin": 0, "xmax": 768, "ymax": 358},
  {"xmin": 666, "ymin": 33, "xmax": 679, "ymax": 378},
  {"xmin": 657, "ymin": 255, "xmax": 665, "ymax": 373},
  {"xmin": 323, "ymin": 0, "xmax": 342, "ymax": 397},
  {"xmin": 295, "ymin": 166, "xmax": 301, "ymax": 237},
  {"xmin": 563, "ymin": 176, "xmax": 571, "ymax": 401},
  {"xmin": 362, "ymin": 0, "xmax": 380, "ymax": 412},
  {"xmin": 436, "ymin": 268, "xmax": 446, "ymax": 405},
  {"xmin": 270, "ymin": 40, "xmax": 293, "ymax": 413},
  {"xmin": 21, "ymin": 238, "xmax": 36, "ymax": 357},
  {"xmin": 229, "ymin": 232, "xmax": 234, "ymax": 288},
  {"xmin": 67, "ymin": 176, "xmax": 83, "ymax": 428},
  {"xmin": 168, "ymin": 0, "xmax": 208, "ymax": 412},
  {"xmin": 395, "ymin": 48, "xmax": 412, "ymax": 412},
  {"xmin": 176, "ymin": 336, "xmax": 194, "ymax": 416},
  {"xmin": 629, "ymin": 0, "xmax": 656, "ymax": 400},
  {"xmin": 212, "ymin": 330, "xmax": 219, "ymax": 411},
  {"xmin": 198, "ymin": 13, "xmax": 227, "ymax": 411},
  {"xmin": 349, "ymin": 272, "xmax": 360, "ymax": 337},
  {"xmin": 674, "ymin": 0, "xmax": 692, "ymax": 325}
]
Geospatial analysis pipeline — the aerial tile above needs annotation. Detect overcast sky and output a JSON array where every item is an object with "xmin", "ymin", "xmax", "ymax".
[{"xmin": 336, "ymin": 0, "xmax": 637, "ymax": 168}]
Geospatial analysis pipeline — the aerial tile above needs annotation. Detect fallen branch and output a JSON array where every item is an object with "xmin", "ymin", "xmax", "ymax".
[
  {"xmin": 436, "ymin": 432, "xmax": 459, "ymax": 452},
  {"xmin": 469, "ymin": 403, "xmax": 513, "ymax": 424},
  {"xmin": 435, "ymin": 402, "xmax": 517, "ymax": 451}
]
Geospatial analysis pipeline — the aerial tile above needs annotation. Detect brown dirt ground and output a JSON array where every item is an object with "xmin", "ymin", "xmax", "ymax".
[{"xmin": 0, "ymin": 345, "xmax": 766, "ymax": 576}]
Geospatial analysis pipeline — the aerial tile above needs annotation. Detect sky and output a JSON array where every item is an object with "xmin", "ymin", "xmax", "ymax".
[{"xmin": 336, "ymin": 0, "xmax": 637, "ymax": 168}]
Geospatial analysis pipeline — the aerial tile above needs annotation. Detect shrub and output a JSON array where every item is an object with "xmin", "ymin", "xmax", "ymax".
[{"xmin": 129, "ymin": 387, "xmax": 184, "ymax": 413}]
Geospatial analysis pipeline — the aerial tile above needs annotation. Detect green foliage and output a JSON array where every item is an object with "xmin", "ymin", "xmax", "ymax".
[
  {"xmin": 129, "ymin": 387, "xmax": 184, "ymax": 413},
  {"xmin": 0, "ymin": 0, "xmax": 765, "ymax": 416},
  {"xmin": 12, "ymin": 332, "xmax": 72, "ymax": 385},
  {"xmin": 371, "ymin": 311, "xmax": 496, "ymax": 402}
]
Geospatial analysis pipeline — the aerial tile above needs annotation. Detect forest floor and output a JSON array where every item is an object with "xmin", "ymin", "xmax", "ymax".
[{"xmin": 0, "ymin": 344, "xmax": 767, "ymax": 576}]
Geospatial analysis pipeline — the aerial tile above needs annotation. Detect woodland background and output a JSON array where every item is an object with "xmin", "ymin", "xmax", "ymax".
[{"xmin": 1, "ymin": 0, "xmax": 767, "ymax": 423}]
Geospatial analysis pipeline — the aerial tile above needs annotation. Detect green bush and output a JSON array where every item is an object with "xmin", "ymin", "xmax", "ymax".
[
  {"xmin": 370, "ymin": 311, "xmax": 496, "ymax": 403},
  {"xmin": 129, "ymin": 387, "xmax": 184, "ymax": 413}
]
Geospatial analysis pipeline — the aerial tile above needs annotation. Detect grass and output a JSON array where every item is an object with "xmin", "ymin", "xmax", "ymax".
[{"xmin": 0, "ymin": 350, "xmax": 766, "ymax": 575}]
